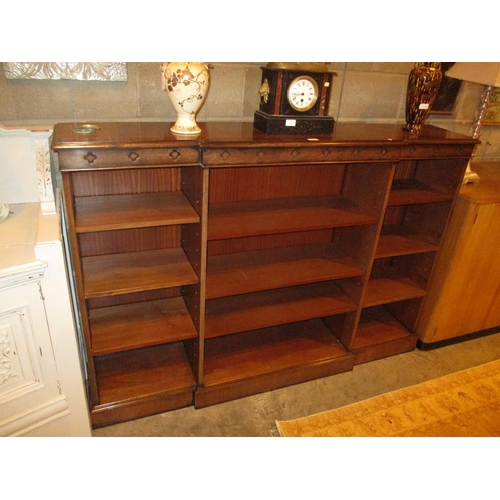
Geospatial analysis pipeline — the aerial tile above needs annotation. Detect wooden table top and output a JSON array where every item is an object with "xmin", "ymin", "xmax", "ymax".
[{"xmin": 462, "ymin": 162, "xmax": 500, "ymax": 204}]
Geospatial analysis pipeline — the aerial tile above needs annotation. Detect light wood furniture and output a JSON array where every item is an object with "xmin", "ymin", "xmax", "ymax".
[
  {"xmin": 417, "ymin": 162, "xmax": 500, "ymax": 347},
  {"xmin": 51, "ymin": 121, "xmax": 477, "ymax": 427}
]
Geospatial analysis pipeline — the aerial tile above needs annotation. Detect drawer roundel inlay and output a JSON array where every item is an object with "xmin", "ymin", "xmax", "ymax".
[
  {"xmin": 220, "ymin": 150, "xmax": 231, "ymax": 161},
  {"xmin": 84, "ymin": 151, "xmax": 97, "ymax": 164},
  {"xmin": 169, "ymin": 149, "xmax": 181, "ymax": 161}
]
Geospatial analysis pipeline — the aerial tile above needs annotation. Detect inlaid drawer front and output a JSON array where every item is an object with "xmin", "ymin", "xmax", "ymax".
[
  {"xmin": 58, "ymin": 147, "xmax": 200, "ymax": 171},
  {"xmin": 402, "ymin": 144, "xmax": 475, "ymax": 159},
  {"xmin": 202, "ymin": 145, "xmax": 400, "ymax": 167}
]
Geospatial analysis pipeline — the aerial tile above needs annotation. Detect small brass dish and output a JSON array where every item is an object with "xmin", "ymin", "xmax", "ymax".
[{"xmin": 73, "ymin": 124, "xmax": 100, "ymax": 134}]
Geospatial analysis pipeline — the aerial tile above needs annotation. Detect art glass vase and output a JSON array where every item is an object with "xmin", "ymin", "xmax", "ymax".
[
  {"xmin": 160, "ymin": 62, "xmax": 211, "ymax": 135},
  {"xmin": 404, "ymin": 62, "xmax": 442, "ymax": 136}
]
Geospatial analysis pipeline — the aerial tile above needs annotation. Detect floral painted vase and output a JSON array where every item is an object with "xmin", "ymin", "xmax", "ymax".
[
  {"xmin": 160, "ymin": 62, "xmax": 211, "ymax": 135},
  {"xmin": 404, "ymin": 62, "xmax": 442, "ymax": 136}
]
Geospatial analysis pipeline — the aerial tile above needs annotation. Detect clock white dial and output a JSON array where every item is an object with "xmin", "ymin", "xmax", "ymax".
[{"xmin": 287, "ymin": 75, "xmax": 319, "ymax": 112}]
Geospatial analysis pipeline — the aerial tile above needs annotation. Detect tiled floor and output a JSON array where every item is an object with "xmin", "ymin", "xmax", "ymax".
[{"xmin": 92, "ymin": 331, "xmax": 500, "ymax": 437}]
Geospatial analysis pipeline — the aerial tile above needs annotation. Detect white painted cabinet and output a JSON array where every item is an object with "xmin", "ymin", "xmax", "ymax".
[{"xmin": 0, "ymin": 126, "xmax": 91, "ymax": 436}]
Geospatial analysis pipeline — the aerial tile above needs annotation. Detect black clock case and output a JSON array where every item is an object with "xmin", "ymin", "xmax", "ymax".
[{"xmin": 253, "ymin": 67, "xmax": 336, "ymax": 135}]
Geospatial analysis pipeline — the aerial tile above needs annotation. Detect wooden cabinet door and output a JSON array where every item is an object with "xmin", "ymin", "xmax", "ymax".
[{"xmin": 417, "ymin": 164, "xmax": 500, "ymax": 343}]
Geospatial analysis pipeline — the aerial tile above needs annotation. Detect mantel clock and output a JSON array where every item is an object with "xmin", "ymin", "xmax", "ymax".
[{"xmin": 253, "ymin": 62, "xmax": 337, "ymax": 135}]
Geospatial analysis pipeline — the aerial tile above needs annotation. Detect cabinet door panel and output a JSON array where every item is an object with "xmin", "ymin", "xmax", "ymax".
[{"xmin": 0, "ymin": 281, "xmax": 65, "ymax": 436}]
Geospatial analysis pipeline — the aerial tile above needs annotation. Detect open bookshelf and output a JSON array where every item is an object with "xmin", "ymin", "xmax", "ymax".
[{"xmin": 52, "ymin": 121, "xmax": 477, "ymax": 426}]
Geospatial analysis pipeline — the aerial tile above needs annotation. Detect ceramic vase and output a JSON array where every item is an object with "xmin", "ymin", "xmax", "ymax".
[
  {"xmin": 160, "ymin": 62, "xmax": 210, "ymax": 135},
  {"xmin": 404, "ymin": 62, "xmax": 442, "ymax": 136}
]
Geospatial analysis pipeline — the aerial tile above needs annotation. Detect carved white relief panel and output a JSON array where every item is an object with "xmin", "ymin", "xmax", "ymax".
[
  {"xmin": 0, "ymin": 307, "xmax": 42, "ymax": 396},
  {"xmin": 0, "ymin": 323, "xmax": 23, "ymax": 388},
  {"xmin": 3, "ymin": 62, "xmax": 127, "ymax": 81},
  {"xmin": 35, "ymin": 136, "xmax": 56, "ymax": 214},
  {"xmin": 0, "ymin": 276, "xmax": 68, "ymax": 436}
]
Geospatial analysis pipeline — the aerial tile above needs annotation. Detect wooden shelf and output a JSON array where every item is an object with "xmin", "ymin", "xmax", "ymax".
[
  {"xmin": 388, "ymin": 179, "xmax": 453, "ymax": 206},
  {"xmin": 206, "ymin": 281, "xmax": 357, "ymax": 338},
  {"xmin": 203, "ymin": 319, "xmax": 350, "ymax": 384},
  {"xmin": 75, "ymin": 192, "xmax": 200, "ymax": 232},
  {"xmin": 196, "ymin": 319, "xmax": 354, "ymax": 407},
  {"xmin": 82, "ymin": 248, "xmax": 199, "ymax": 299},
  {"xmin": 376, "ymin": 230, "xmax": 439, "ymax": 258},
  {"xmin": 206, "ymin": 242, "xmax": 366, "ymax": 299},
  {"xmin": 363, "ymin": 268, "xmax": 426, "ymax": 307},
  {"xmin": 208, "ymin": 196, "xmax": 378, "ymax": 240},
  {"xmin": 90, "ymin": 297, "xmax": 198, "ymax": 355},
  {"xmin": 96, "ymin": 343, "xmax": 195, "ymax": 404},
  {"xmin": 353, "ymin": 306, "xmax": 412, "ymax": 350}
]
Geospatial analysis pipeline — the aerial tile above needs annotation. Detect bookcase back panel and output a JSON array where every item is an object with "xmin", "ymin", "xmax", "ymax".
[
  {"xmin": 207, "ymin": 230, "xmax": 334, "ymax": 256},
  {"xmin": 208, "ymin": 165, "xmax": 345, "ymax": 203},
  {"xmin": 71, "ymin": 168, "xmax": 182, "ymax": 197},
  {"xmin": 79, "ymin": 226, "xmax": 181, "ymax": 257}
]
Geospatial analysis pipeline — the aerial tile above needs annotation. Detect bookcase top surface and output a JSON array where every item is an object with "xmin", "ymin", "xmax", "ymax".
[{"xmin": 51, "ymin": 121, "xmax": 479, "ymax": 150}]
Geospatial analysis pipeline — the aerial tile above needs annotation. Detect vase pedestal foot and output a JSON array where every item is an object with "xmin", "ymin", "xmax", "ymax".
[{"xmin": 170, "ymin": 114, "xmax": 202, "ymax": 135}]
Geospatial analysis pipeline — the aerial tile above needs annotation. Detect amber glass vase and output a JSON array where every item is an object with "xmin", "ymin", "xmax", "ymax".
[{"xmin": 404, "ymin": 63, "xmax": 442, "ymax": 136}]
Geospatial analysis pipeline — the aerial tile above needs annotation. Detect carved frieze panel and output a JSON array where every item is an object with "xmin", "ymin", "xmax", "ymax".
[{"xmin": 3, "ymin": 62, "xmax": 127, "ymax": 81}]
